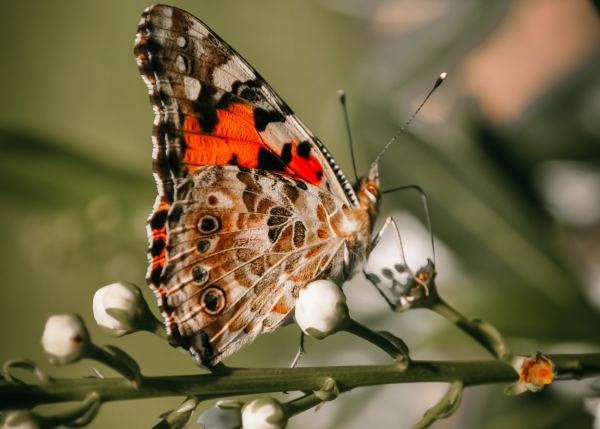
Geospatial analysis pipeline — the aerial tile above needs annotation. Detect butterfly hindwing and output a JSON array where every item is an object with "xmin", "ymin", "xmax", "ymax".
[{"xmin": 162, "ymin": 166, "xmax": 346, "ymax": 364}]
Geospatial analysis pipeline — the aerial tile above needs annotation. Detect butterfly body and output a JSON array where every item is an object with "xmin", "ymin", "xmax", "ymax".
[{"xmin": 135, "ymin": 4, "xmax": 381, "ymax": 365}]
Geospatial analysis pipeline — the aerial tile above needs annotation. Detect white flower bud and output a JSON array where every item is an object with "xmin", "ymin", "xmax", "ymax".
[
  {"xmin": 41, "ymin": 314, "xmax": 89, "ymax": 365},
  {"xmin": 93, "ymin": 282, "xmax": 146, "ymax": 336},
  {"xmin": 0, "ymin": 410, "xmax": 45, "ymax": 429},
  {"xmin": 294, "ymin": 279, "xmax": 349, "ymax": 339},
  {"xmin": 197, "ymin": 399, "xmax": 242, "ymax": 429},
  {"xmin": 241, "ymin": 397, "xmax": 287, "ymax": 429}
]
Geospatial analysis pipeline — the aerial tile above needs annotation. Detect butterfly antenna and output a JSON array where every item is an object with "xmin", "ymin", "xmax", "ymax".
[
  {"xmin": 383, "ymin": 185, "xmax": 436, "ymax": 265},
  {"xmin": 372, "ymin": 73, "xmax": 447, "ymax": 167},
  {"xmin": 338, "ymin": 90, "xmax": 358, "ymax": 182}
]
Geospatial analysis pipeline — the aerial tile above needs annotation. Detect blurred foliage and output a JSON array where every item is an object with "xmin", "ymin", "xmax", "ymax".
[{"xmin": 1, "ymin": 0, "xmax": 600, "ymax": 428}]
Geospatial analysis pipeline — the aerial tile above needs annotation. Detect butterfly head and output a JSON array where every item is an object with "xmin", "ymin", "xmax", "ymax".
[{"xmin": 354, "ymin": 162, "xmax": 381, "ymax": 230}]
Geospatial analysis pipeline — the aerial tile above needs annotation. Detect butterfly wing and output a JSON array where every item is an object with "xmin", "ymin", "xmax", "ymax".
[
  {"xmin": 163, "ymin": 166, "xmax": 347, "ymax": 364},
  {"xmin": 134, "ymin": 4, "xmax": 357, "ymax": 205},
  {"xmin": 135, "ymin": 5, "xmax": 356, "ymax": 365}
]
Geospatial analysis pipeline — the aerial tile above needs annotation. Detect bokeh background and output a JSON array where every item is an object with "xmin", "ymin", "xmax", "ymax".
[{"xmin": 1, "ymin": 0, "xmax": 600, "ymax": 427}]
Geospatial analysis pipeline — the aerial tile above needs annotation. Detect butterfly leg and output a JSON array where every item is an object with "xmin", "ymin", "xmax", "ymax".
[
  {"xmin": 369, "ymin": 216, "xmax": 430, "ymax": 293},
  {"xmin": 290, "ymin": 331, "xmax": 306, "ymax": 368},
  {"xmin": 363, "ymin": 268, "xmax": 397, "ymax": 311},
  {"xmin": 381, "ymin": 184, "xmax": 435, "ymax": 265}
]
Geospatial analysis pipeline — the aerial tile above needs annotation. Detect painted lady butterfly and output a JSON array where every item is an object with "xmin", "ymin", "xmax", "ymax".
[{"xmin": 134, "ymin": 4, "xmax": 388, "ymax": 366}]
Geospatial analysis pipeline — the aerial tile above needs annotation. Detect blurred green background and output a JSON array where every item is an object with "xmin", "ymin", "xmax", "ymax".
[{"xmin": 1, "ymin": 0, "xmax": 600, "ymax": 427}]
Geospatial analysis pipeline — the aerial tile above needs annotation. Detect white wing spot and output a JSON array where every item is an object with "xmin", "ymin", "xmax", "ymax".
[
  {"xmin": 183, "ymin": 76, "xmax": 201, "ymax": 100},
  {"xmin": 177, "ymin": 36, "xmax": 187, "ymax": 47},
  {"xmin": 176, "ymin": 55, "xmax": 187, "ymax": 72},
  {"xmin": 212, "ymin": 66, "xmax": 237, "ymax": 92},
  {"xmin": 154, "ymin": 16, "xmax": 172, "ymax": 29}
]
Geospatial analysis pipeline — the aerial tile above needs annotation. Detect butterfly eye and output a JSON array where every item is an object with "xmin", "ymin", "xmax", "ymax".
[
  {"xmin": 197, "ymin": 214, "xmax": 221, "ymax": 235},
  {"xmin": 201, "ymin": 286, "xmax": 226, "ymax": 315},
  {"xmin": 364, "ymin": 184, "xmax": 381, "ymax": 203}
]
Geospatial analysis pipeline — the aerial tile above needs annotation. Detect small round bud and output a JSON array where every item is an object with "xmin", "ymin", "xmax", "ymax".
[
  {"xmin": 241, "ymin": 397, "xmax": 287, "ymax": 429},
  {"xmin": 295, "ymin": 279, "xmax": 348, "ymax": 340},
  {"xmin": 93, "ymin": 282, "xmax": 147, "ymax": 336},
  {"xmin": 197, "ymin": 399, "xmax": 242, "ymax": 429},
  {"xmin": 0, "ymin": 410, "xmax": 46, "ymax": 429},
  {"xmin": 314, "ymin": 378, "xmax": 339, "ymax": 402},
  {"xmin": 41, "ymin": 314, "xmax": 89, "ymax": 365}
]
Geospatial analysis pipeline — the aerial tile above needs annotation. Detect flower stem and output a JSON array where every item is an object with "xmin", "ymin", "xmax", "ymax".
[
  {"xmin": 3, "ymin": 353, "xmax": 600, "ymax": 409},
  {"xmin": 45, "ymin": 392, "xmax": 100, "ymax": 427},
  {"xmin": 87, "ymin": 344, "xmax": 139, "ymax": 385},
  {"xmin": 411, "ymin": 381, "xmax": 463, "ymax": 429},
  {"xmin": 431, "ymin": 297, "xmax": 512, "ymax": 361},
  {"xmin": 341, "ymin": 318, "xmax": 409, "ymax": 363},
  {"xmin": 145, "ymin": 316, "xmax": 169, "ymax": 341},
  {"xmin": 283, "ymin": 393, "xmax": 324, "ymax": 417}
]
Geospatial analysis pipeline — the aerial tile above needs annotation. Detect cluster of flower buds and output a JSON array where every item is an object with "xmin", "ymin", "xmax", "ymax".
[
  {"xmin": 38, "ymin": 281, "xmax": 167, "ymax": 388},
  {"xmin": 41, "ymin": 281, "xmax": 165, "ymax": 367}
]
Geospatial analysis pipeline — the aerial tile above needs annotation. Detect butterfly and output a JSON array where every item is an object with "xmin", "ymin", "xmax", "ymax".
[{"xmin": 135, "ymin": 4, "xmax": 400, "ymax": 367}]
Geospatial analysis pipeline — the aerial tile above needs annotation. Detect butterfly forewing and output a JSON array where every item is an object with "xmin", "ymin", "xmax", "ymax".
[{"xmin": 135, "ymin": 4, "xmax": 356, "ymax": 203}]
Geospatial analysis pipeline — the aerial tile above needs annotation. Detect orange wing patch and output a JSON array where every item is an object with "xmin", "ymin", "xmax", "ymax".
[
  {"xmin": 271, "ymin": 298, "xmax": 290, "ymax": 315},
  {"xmin": 182, "ymin": 103, "xmax": 324, "ymax": 186},
  {"xmin": 286, "ymin": 142, "xmax": 324, "ymax": 186},
  {"xmin": 183, "ymin": 103, "xmax": 263, "ymax": 168}
]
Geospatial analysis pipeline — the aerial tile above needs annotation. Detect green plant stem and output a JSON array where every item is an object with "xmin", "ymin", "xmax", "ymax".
[
  {"xmin": 151, "ymin": 396, "xmax": 200, "ymax": 429},
  {"xmin": 145, "ymin": 316, "xmax": 169, "ymax": 341},
  {"xmin": 87, "ymin": 344, "xmax": 137, "ymax": 383},
  {"xmin": 2, "ymin": 353, "xmax": 599, "ymax": 409},
  {"xmin": 430, "ymin": 297, "xmax": 510, "ymax": 360},
  {"xmin": 411, "ymin": 381, "xmax": 463, "ymax": 429},
  {"xmin": 341, "ymin": 318, "xmax": 406, "ymax": 362},
  {"xmin": 283, "ymin": 393, "xmax": 324, "ymax": 417},
  {"xmin": 45, "ymin": 392, "xmax": 100, "ymax": 427}
]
